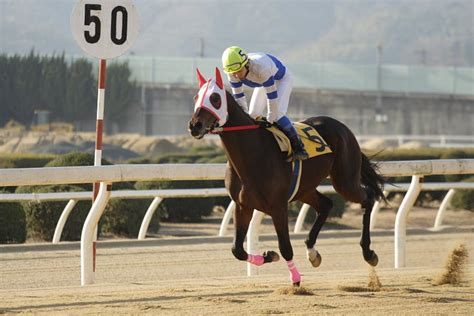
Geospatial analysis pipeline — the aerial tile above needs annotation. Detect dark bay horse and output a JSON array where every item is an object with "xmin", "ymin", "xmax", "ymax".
[{"xmin": 188, "ymin": 68, "xmax": 385, "ymax": 286}]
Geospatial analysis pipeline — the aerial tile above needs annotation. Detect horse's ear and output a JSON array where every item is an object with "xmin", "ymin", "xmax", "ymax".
[
  {"xmin": 215, "ymin": 67, "xmax": 223, "ymax": 89},
  {"xmin": 196, "ymin": 68, "xmax": 206, "ymax": 87}
]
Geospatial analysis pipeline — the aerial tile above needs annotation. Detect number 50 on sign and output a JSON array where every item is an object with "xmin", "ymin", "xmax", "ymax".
[{"xmin": 71, "ymin": 0, "xmax": 139, "ymax": 59}]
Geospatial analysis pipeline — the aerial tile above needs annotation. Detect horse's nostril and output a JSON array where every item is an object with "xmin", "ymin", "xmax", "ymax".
[{"xmin": 194, "ymin": 121, "xmax": 202, "ymax": 129}]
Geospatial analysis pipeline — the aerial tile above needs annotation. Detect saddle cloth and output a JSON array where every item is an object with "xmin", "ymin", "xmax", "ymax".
[{"xmin": 265, "ymin": 122, "xmax": 333, "ymax": 159}]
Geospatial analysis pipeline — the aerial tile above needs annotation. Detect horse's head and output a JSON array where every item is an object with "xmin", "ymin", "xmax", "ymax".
[{"xmin": 188, "ymin": 67, "xmax": 228, "ymax": 139}]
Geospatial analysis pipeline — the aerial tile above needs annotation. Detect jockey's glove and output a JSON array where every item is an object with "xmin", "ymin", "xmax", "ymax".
[{"xmin": 266, "ymin": 100, "xmax": 280, "ymax": 123}]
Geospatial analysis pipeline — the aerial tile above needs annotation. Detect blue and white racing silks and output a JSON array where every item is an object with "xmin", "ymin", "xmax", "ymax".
[{"xmin": 227, "ymin": 53, "xmax": 286, "ymax": 110}]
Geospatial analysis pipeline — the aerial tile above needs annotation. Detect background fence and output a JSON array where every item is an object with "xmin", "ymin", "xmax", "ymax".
[
  {"xmin": 117, "ymin": 56, "xmax": 474, "ymax": 96},
  {"xmin": 0, "ymin": 159, "xmax": 473, "ymax": 285}
]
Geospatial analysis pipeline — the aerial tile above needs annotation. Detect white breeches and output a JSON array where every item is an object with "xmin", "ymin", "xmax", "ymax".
[{"xmin": 248, "ymin": 70, "xmax": 294, "ymax": 121}]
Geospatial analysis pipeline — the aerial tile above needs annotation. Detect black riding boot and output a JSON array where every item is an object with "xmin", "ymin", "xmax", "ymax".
[
  {"xmin": 289, "ymin": 134, "xmax": 309, "ymax": 160},
  {"xmin": 276, "ymin": 116, "xmax": 309, "ymax": 161}
]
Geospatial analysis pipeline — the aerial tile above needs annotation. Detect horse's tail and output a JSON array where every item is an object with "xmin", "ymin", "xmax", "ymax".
[{"xmin": 360, "ymin": 153, "xmax": 387, "ymax": 203}]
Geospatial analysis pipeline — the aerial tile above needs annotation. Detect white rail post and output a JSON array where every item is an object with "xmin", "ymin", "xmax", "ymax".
[
  {"xmin": 52, "ymin": 199, "xmax": 78, "ymax": 244},
  {"xmin": 394, "ymin": 175, "xmax": 422, "ymax": 268},
  {"xmin": 138, "ymin": 197, "xmax": 163, "ymax": 240},
  {"xmin": 247, "ymin": 210, "xmax": 265, "ymax": 276},
  {"xmin": 370, "ymin": 190, "xmax": 387, "ymax": 230},
  {"xmin": 218, "ymin": 200, "xmax": 236, "ymax": 236},
  {"xmin": 434, "ymin": 189, "xmax": 456, "ymax": 229},
  {"xmin": 81, "ymin": 182, "xmax": 111, "ymax": 286},
  {"xmin": 294, "ymin": 203, "xmax": 311, "ymax": 233}
]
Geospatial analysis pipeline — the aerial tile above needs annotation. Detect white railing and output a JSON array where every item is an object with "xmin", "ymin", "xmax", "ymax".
[
  {"xmin": 2, "ymin": 181, "xmax": 471, "ymax": 245},
  {"xmin": 356, "ymin": 134, "xmax": 474, "ymax": 148},
  {"xmin": 0, "ymin": 188, "xmax": 228, "ymax": 243},
  {"xmin": 300, "ymin": 182, "xmax": 474, "ymax": 232},
  {"xmin": 0, "ymin": 159, "xmax": 473, "ymax": 285}
]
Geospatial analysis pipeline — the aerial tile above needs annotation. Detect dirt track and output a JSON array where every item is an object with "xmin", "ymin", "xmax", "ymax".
[{"xmin": 1, "ymin": 228, "xmax": 473, "ymax": 315}]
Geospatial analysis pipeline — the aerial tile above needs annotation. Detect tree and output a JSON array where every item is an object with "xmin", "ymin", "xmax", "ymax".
[
  {"xmin": 40, "ymin": 53, "xmax": 68, "ymax": 121},
  {"xmin": 0, "ymin": 54, "xmax": 9, "ymax": 126},
  {"xmin": 17, "ymin": 50, "xmax": 43, "ymax": 125},
  {"xmin": 104, "ymin": 61, "xmax": 137, "ymax": 131},
  {"xmin": 65, "ymin": 58, "xmax": 96, "ymax": 122}
]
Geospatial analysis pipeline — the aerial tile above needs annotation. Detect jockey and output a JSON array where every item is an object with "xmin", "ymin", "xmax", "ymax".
[{"xmin": 221, "ymin": 46, "xmax": 309, "ymax": 161}]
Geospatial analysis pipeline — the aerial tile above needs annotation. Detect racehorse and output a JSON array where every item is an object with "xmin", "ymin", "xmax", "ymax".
[{"xmin": 188, "ymin": 67, "xmax": 386, "ymax": 286}]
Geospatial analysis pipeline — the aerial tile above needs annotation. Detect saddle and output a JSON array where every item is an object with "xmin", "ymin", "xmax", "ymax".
[{"xmin": 260, "ymin": 120, "xmax": 333, "ymax": 159}]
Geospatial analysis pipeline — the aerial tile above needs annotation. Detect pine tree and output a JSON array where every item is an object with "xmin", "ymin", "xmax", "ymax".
[
  {"xmin": 65, "ymin": 58, "xmax": 96, "ymax": 122},
  {"xmin": 105, "ymin": 61, "xmax": 137, "ymax": 131},
  {"xmin": 40, "ymin": 53, "xmax": 68, "ymax": 121}
]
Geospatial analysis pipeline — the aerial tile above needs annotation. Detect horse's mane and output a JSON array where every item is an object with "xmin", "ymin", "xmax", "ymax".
[{"xmin": 224, "ymin": 90, "xmax": 258, "ymax": 126}]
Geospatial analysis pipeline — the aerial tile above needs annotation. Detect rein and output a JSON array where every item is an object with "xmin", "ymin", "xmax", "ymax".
[{"xmin": 211, "ymin": 124, "xmax": 261, "ymax": 134}]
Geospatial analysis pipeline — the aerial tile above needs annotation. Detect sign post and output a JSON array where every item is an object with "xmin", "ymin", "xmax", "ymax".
[{"xmin": 71, "ymin": 0, "xmax": 139, "ymax": 285}]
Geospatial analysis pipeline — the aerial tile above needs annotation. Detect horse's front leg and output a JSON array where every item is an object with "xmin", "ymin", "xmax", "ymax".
[
  {"xmin": 272, "ymin": 207, "xmax": 301, "ymax": 286},
  {"xmin": 232, "ymin": 203, "xmax": 280, "ymax": 266}
]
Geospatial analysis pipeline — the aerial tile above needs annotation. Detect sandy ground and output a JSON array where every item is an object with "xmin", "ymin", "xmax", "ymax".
[{"xmin": 1, "ymin": 216, "xmax": 473, "ymax": 315}]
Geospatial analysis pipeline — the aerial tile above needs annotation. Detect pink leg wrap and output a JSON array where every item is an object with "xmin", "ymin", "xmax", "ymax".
[
  {"xmin": 247, "ymin": 254, "xmax": 264, "ymax": 266},
  {"xmin": 287, "ymin": 260, "xmax": 301, "ymax": 284}
]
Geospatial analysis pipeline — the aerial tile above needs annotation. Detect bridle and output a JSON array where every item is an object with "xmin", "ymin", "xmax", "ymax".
[
  {"xmin": 192, "ymin": 67, "xmax": 262, "ymax": 135},
  {"xmin": 211, "ymin": 124, "xmax": 260, "ymax": 134}
]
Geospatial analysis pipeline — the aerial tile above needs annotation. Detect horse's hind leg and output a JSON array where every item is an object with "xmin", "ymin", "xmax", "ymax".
[
  {"xmin": 360, "ymin": 187, "xmax": 378, "ymax": 266},
  {"xmin": 272, "ymin": 206, "xmax": 301, "ymax": 286},
  {"xmin": 300, "ymin": 190, "xmax": 333, "ymax": 268},
  {"xmin": 232, "ymin": 204, "xmax": 279, "ymax": 266},
  {"xmin": 333, "ymin": 181, "xmax": 378, "ymax": 266}
]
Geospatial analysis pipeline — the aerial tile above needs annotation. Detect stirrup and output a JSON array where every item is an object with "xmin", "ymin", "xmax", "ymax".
[
  {"xmin": 291, "ymin": 139, "xmax": 309, "ymax": 160},
  {"xmin": 292, "ymin": 149, "xmax": 309, "ymax": 160}
]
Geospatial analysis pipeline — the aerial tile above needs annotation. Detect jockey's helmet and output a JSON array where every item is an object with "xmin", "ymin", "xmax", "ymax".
[{"xmin": 222, "ymin": 46, "xmax": 249, "ymax": 74}]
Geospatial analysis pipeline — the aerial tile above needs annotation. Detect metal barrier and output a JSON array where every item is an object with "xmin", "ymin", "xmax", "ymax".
[{"xmin": 0, "ymin": 159, "xmax": 473, "ymax": 284}]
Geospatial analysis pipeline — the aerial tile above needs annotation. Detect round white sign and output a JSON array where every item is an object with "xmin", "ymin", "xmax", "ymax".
[{"xmin": 71, "ymin": 0, "xmax": 139, "ymax": 59}]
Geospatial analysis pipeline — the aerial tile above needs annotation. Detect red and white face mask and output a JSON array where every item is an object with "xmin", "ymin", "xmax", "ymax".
[{"xmin": 194, "ymin": 67, "xmax": 228, "ymax": 127}]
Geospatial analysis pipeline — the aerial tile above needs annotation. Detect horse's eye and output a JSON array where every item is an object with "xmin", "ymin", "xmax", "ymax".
[
  {"xmin": 193, "ymin": 94, "xmax": 199, "ymax": 102},
  {"xmin": 209, "ymin": 93, "xmax": 221, "ymax": 109}
]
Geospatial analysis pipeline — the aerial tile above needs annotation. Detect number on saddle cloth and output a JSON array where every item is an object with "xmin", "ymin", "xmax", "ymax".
[
  {"xmin": 294, "ymin": 123, "xmax": 332, "ymax": 156},
  {"xmin": 265, "ymin": 122, "xmax": 332, "ymax": 159}
]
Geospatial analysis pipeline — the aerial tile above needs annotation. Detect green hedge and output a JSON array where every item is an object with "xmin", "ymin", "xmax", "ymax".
[
  {"xmin": 125, "ymin": 145, "xmax": 226, "ymax": 165},
  {"xmin": 99, "ymin": 196, "xmax": 158, "ymax": 237},
  {"xmin": 130, "ymin": 145, "xmax": 230, "ymax": 223},
  {"xmin": 0, "ymin": 153, "xmax": 56, "ymax": 168},
  {"xmin": 451, "ymin": 176, "xmax": 474, "ymax": 211},
  {"xmin": 0, "ymin": 189, "xmax": 26, "ymax": 243},
  {"xmin": 289, "ymin": 193, "xmax": 347, "ymax": 224},
  {"xmin": 16, "ymin": 152, "xmax": 156, "ymax": 241},
  {"xmin": 16, "ymin": 184, "xmax": 91, "ymax": 241},
  {"xmin": 135, "ymin": 180, "xmax": 228, "ymax": 222}
]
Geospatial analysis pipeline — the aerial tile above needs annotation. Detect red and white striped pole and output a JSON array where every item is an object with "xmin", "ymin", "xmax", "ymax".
[{"xmin": 92, "ymin": 58, "xmax": 107, "ymax": 271}]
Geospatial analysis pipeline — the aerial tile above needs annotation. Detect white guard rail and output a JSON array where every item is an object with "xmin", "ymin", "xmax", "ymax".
[
  {"xmin": 1, "ymin": 182, "xmax": 471, "ymax": 245},
  {"xmin": 0, "ymin": 159, "xmax": 473, "ymax": 285},
  {"xmin": 0, "ymin": 188, "xmax": 228, "ymax": 243}
]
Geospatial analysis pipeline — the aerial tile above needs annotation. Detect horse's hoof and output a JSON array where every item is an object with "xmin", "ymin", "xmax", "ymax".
[
  {"xmin": 293, "ymin": 281, "xmax": 301, "ymax": 287},
  {"xmin": 306, "ymin": 248, "xmax": 322, "ymax": 268},
  {"xmin": 263, "ymin": 251, "xmax": 280, "ymax": 263},
  {"xmin": 366, "ymin": 252, "xmax": 379, "ymax": 266}
]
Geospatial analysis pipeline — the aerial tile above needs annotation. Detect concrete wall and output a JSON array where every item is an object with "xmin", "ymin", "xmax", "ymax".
[{"xmin": 122, "ymin": 84, "xmax": 474, "ymax": 136}]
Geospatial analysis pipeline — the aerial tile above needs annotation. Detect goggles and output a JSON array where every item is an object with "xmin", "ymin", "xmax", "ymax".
[{"xmin": 224, "ymin": 58, "xmax": 248, "ymax": 74}]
